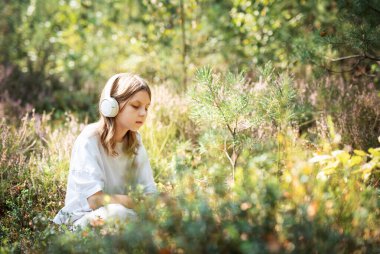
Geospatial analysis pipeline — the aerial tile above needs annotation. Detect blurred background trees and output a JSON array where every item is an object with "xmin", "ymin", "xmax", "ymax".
[
  {"xmin": 1, "ymin": 0, "xmax": 379, "ymax": 147},
  {"xmin": 1, "ymin": 0, "xmax": 379, "ymax": 149},
  {"xmin": 1, "ymin": 1, "xmax": 379, "ymax": 252},
  {"xmin": 1, "ymin": 1, "xmax": 378, "ymax": 108}
]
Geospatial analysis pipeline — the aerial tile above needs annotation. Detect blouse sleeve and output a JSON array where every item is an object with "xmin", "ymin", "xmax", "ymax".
[
  {"xmin": 67, "ymin": 137, "xmax": 105, "ymax": 209},
  {"xmin": 135, "ymin": 133, "xmax": 157, "ymax": 194}
]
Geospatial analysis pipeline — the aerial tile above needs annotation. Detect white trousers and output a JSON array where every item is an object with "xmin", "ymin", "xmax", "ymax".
[{"xmin": 73, "ymin": 204, "xmax": 137, "ymax": 229}]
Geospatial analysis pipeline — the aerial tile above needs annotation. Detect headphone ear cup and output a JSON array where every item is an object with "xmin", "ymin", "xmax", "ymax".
[{"xmin": 100, "ymin": 97, "xmax": 119, "ymax": 117}]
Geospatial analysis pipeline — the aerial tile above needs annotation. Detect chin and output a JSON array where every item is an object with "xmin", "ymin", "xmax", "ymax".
[{"xmin": 130, "ymin": 127, "xmax": 141, "ymax": 132}]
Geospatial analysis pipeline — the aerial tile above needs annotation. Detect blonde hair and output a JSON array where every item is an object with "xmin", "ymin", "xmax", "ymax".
[{"xmin": 98, "ymin": 73, "xmax": 151, "ymax": 157}]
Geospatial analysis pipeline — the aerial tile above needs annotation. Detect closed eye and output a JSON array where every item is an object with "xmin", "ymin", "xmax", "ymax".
[{"xmin": 132, "ymin": 105, "xmax": 149, "ymax": 112}]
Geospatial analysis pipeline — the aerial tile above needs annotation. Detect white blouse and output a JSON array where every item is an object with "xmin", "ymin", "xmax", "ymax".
[{"xmin": 53, "ymin": 123, "xmax": 157, "ymax": 224}]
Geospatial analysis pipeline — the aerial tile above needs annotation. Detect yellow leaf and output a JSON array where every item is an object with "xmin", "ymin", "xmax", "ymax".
[
  {"xmin": 302, "ymin": 165, "xmax": 312, "ymax": 175},
  {"xmin": 368, "ymin": 148, "xmax": 380, "ymax": 157},
  {"xmin": 353, "ymin": 150, "xmax": 367, "ymax": 157},
  {"xmin": 322, "ymin": 160, "xmax": 340, "ymax": 174},
  {"xmin": 323, "ymin": 168, "xmax": 335, "ymax": 175},
  {"xmin": 277, "ymin": 133, "xmax": 284, "ymax": 143},
  {"xmin": 316, "ymin": 171, "xmax": 327, "ymax": 181},
  {"xmin": 283, "ymin": 172, "xmax": 292, "ymax": 183},
  {"xmin": 334, "ymin": 151, "xmax": 350, "ymax": 164},
  {"xmin": 352, "ymin": 163, "xmax": 375, "ymax": 174},
  {"xmin": 349, "ymin": 156, "xmax": 363, "ymax": 167},
  {"xmin": 309, "ymin": 155, "xmax": 331, "ymax": 163},
  {"xmin": 294, "ymin": 185, "xmax": 305, "ymax": 196},
  {"xmin": 331, "ymin": 150, "xmax": 344, "ymax": 157},
  {"xmin": 362, "ymin": 172, "xmax": 371, "ymax": 181}
]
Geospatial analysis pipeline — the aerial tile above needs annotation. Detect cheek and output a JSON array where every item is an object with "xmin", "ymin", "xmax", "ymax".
[
  {"xmin": 122, "ymin": 107, "xmax": 134, "ymax": 116},
  {"xmin": 117, "ymin": 109, "xmax": 134, "ymax": 122}
]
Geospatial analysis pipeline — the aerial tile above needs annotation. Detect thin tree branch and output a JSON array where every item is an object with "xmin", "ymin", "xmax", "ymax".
[
  {"xmin": 205, "ymin": 80, "xmax": 234, "ymax": 136},
  {"xmin": 368, "ymin": 3, "xmax": 380, "ymax": 14},
  {"xmin": 364, "ymin": 54, "xmax": 380, "ymax": 61},
  {"xmin": 322, "ymin": 58, "xmax": 363, "ymax": 73},
  {"xmin": 224, "ymin": 138, "xmax": 234, "ymax": 169},
  {"xmin": 233, "ymin": 117, "xmax": 238, "ymax": 136},
  {"xmin": 324, "ymin": 52, "xmax": 379, "ymax": 73},
  {"xmin": 179, "ymin": 0, "xmax": 188, "ymax": 89},
  {"xmin": 331, "ymin": 55, "xmax": 363, "ymax": 62}
]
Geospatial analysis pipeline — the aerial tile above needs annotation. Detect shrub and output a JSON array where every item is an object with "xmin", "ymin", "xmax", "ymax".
[
  {"xmin": 298, "ymin": 77, "xmax": 380, "ymax": 149},
  {"xmin": 1, "ymin": 76, "xmax": 379, "ymax": 253},
  {"xmin": 0, "ymin": 111, "xmax": 82, "ymax": 252}
]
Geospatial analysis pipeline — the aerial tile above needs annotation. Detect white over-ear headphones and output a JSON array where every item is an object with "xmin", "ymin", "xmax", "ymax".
[{"xmin": 100, "ymin": 73, "xmax": 122, "ymax": 117}]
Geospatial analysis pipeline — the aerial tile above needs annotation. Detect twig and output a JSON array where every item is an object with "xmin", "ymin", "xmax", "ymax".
[
  {"xmin": 323, "ymin": 57, "xmax": 363, "ymax": 73},
  {"xmin": 368, "ymin": 2, "xmax": 380, "ymax": 14},
  {"xmin": 224, "ymin": 138, "xmax": 235, "ymax": 185},
  {"xmin": 205, "ymin": 79, "xmax": 234, "ymax": 136},
  {"xmin": 364, "ymin": 54, "xmax": 380, "ymax": 61},
  {"xmin": 331, "ymin": 55, "xmax": 363, "ymax": 62},
  {"xmin": 179, "ymin": 0, "xmax": 188, "ymax": 89},
  {"xmin": 330, "ymin": 54, "xmax": 380, "ymax": 62}
]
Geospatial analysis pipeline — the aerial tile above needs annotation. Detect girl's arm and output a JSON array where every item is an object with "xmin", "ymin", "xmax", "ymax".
[{"xmin": 87, "ymin": 191, "xmax": 134, "ymax": 210}]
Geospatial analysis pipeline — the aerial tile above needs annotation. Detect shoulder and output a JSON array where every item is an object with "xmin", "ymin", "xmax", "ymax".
[
  {"xmin": 134, "ymin": 131, "xmax": 148, "ymax": 161},
  {"xmin": 73, "ymin": 122, "xmax": 101, "ymax": 153},
  {"xmin": 135, "ymin": 131, "xmax": 142, "ymax": 143},
  {"xmin": 78, "ymin": 122, "xmax": 100, "ymax": 140}
]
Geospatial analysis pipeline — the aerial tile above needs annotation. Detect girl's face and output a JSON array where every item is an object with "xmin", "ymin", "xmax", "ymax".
[{"xmin": 115, "ymin": 90, "xmax": 150, "ymax": 132}]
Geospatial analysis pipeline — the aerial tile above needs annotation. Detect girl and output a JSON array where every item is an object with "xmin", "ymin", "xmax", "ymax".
[{"xmin": 53, "ymin": 73, "xmax": 157, "ymax": 228}]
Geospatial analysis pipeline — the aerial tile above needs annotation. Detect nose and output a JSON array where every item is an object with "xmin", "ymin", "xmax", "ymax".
[{"xmin": 138, "ymin": 107, "xmax": 147, "ymax": 117}]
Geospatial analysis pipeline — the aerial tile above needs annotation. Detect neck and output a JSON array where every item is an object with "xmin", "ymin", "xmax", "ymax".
[{"xmin": 113, "ymin": 124, "xmax": 129, "ymax": 143}]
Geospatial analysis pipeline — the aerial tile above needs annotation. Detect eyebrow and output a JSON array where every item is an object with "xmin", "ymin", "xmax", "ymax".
[{"xmin": 130, "ymin": 100, "xmax": 150, "ymax": 106}]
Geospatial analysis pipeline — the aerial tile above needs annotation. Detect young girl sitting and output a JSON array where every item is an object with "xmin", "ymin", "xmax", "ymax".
[{"xmin": 53, "ymin": 73, "xmax": 157, "ymax": 229}]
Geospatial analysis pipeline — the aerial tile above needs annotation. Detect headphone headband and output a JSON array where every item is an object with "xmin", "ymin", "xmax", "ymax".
[
  {"xmin": 104, "ymin": 73, "xmax": 123, "ymax": 99},
  {"xmin": 100, "ymin": 73, "xmax": 124, "ymax": 117}
]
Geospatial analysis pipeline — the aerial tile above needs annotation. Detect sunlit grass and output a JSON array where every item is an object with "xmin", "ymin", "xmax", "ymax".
[{"xmin": 0, "ymin": 83, "xmax": 379, "ymax": 253}]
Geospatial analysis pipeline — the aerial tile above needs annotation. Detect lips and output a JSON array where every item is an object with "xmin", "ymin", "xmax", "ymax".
[{"xmin": 136, "ymin": 121, "xmax": 143, "ymax": 124}]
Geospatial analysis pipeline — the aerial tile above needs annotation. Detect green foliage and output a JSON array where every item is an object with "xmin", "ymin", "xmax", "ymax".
[
  {"xmin": 256, "ymin": 62, "xmax": 311, "ymax": 130},
  {"xmin": 228, "ymin": 1, "xmax": 337, "ymax": 73},
  {"xmin": 42, "ymin": 136, "xmax": 380, "ymax": 253},
  {"xmin": 140, "ymin": 85, "xmax": 194, "ymax": 185},
  {"xmin": 300, "ymin": 77, "xmax": 380, "ymax": 149},
  {"xmin": 189, "ymin": 66, "xmax": 257, "ymax": 182},
  {"xmin": 335, "ymin": 0, "xmax": 380, "ymax": 56},
  {"xmin": 188, "ymin": 65, "xmax": 311, "ymax": 182},
  {"xmin": 190, "ymin": 66, "xmax": 255, "ymax": 129},
  {"xmin": 1, "ymin": 0, "xmax": 379, "ymax": 123},
  {"xmin": 1, "ymin": 1, "xmax": 380, "ymax": 252},
  {"xmin": 310, "ymin": 145, "xmax": 380, "ymax": 183},
  {"xmin": 296, "ymin": 0, "xmax": 380, "ymax": 80},
  {"xmin": 1, "ymin": 80, "xmax": 380, "ymax": 252},
  {"xmin": 0, "ymin": 111, "xmax": 81, "ymax": 251}
]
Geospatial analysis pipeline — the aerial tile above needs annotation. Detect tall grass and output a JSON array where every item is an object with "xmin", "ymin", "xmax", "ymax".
[
  {"xmin": 296, "ymin": 77, "xmax": 380, "ymax": 149},
  {"xmin": 0, "ymin": 80, "xmax": 379, "ymax": 253}
]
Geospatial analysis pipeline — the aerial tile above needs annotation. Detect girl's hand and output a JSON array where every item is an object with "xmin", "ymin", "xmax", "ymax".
[
  {"xmin": 113, "ymin": 194, "xmax": 134, "ymax": 209},
  {"xmin": 87, "ymin": 191, "xmax": 134, "ymax": 210}
]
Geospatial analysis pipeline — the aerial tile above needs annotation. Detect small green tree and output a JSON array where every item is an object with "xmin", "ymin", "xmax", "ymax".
[
  {"xmin": 256, "ymin": 62, "xmax": 306, "ymax": 132},
  {"xmin": 256, "ymin": 62, "xmax": 312, "ymax": 173},
  {"xmin": 189, "ymin": 67, "xmax": 258, "ymax": 184},
  {"xmin": 189, "ymin": 64, "xmax": 311, "ymax": 181}
]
